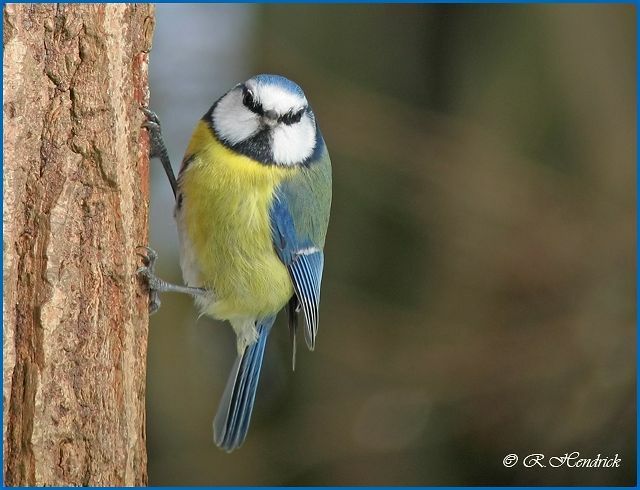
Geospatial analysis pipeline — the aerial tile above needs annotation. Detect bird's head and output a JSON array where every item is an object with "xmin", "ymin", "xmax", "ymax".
[{"xmin": 210, "ymin": 74, "xmax": 318, "ymax": 166}]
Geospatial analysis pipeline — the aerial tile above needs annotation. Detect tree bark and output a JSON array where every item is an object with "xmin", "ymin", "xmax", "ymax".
[{"xmin": 3, "ymin": 4, "xmax": 154, "ymax": 486}]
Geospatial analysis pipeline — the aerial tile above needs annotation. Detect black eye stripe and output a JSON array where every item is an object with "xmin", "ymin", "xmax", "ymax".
[
  {"xmin": 279, "ymin": 109, "xmax": 304, "ymax": 125},
  {"xmin": 241, "ymin": 86, "xmax": 306, "ymax": 125},
  {"xmin": 242, "ymin": 86, "xmax": 263, "ymax": 115}
]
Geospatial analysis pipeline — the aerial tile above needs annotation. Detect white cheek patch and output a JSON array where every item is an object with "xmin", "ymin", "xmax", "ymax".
[
  {"xmin": 212, "ymin": 91, "xmax": 260, "ymax": 145},
  {"xmin": 271, "ymin": 113, "xmax": 316, "ymax": 166}
]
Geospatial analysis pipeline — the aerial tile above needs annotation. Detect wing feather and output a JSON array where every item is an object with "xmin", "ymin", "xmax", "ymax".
[
  {"xmin": 289, "ymin": 250, "xmax": 323, "ymax": 349},
  {"xmin": 270, "ymin": 145, "xmax": 331, "ymax": 353},
  {"xmin": 270, "ymin": 182, "xmax": 327, "ymax": 351}
]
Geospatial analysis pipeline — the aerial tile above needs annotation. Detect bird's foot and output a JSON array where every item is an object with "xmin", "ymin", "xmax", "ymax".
[
  {"xmin": 136, "ymin": 246, "xmax": 163, "ymax": 314},
  {"xmin": 140, "ymin": 107, "xmax": 166, "ymax": 160},
  {"xmin": 140, "ymin": 107, "xmax": 178, "ymax": 196},
  {"xmin": 136, "ymin": 246, "xmax": 210, "ymax": 314}
]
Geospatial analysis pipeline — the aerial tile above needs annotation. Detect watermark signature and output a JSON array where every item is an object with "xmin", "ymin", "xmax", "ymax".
[{"xmin": 503, "ymin": 452, "xmax": 621, "ymax": 469}]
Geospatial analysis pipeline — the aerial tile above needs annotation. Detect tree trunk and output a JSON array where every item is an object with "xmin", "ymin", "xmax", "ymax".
[{"xmin": 3, "ymin": 4, "xmax": 154, "ymax": 486}]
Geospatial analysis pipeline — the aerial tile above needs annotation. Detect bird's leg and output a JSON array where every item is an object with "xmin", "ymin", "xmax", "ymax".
[
  {"xmin": 141, "ymin": 107, "xmax": 178, "ymax": 197},
  {"xmin": 136, "ymin": 246, "xmax": 208, "ymax": 314},
  {"xmin": 139, "ymin": 109, "xmax": 197, "ymax": 313}
]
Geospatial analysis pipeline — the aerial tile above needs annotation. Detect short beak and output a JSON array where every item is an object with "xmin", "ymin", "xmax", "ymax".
[{"xmin": 262, "ymin": 110, "xmax": 278, "ymax": 127}]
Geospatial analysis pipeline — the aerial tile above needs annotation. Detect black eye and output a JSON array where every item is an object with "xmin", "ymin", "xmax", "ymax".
[
  {"xmin": 242, "ymin": 87, "xmax": 263, "ymax": 115},
  {"xmin": 280, "ymin": 109, "xmax": 304, "ymax": 125},
  {"xmin": 242, "ymin": 89, "xmax": 253, "ymax": 107}
]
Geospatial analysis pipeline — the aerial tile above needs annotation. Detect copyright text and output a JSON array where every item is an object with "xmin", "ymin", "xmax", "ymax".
[{"xmin": 503, "ymin": 452, "xmax": 621, "ymax": 469}]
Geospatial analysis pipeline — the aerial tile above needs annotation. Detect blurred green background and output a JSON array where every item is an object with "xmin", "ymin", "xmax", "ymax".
[{"xmin": 147, "ymin": 4, "xmax": 635, "ymax": 485}]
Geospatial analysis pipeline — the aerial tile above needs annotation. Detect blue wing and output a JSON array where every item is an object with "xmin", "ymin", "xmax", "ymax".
[
  {"xmin": 270, "ymin": 133, "xmax": 331, "ymax": 352},
  {"xmin": 271, "ymin": 192, "xmax": 324, "ymax": 351}
]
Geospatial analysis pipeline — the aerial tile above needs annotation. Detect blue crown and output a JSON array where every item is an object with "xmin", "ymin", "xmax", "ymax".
[{"xmin": 251, "ymin": 74, "xmax": 305, "ymax": 98}]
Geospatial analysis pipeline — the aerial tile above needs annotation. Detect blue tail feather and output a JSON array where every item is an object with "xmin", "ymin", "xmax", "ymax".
[{"xmin": 213, "ymin": 317, "xmax": 275, "ymax": 452}]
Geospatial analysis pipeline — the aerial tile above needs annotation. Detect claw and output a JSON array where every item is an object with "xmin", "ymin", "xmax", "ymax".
[
  {"xmin": 136, "ymin": 246, "xmax": 162, "ymax": 314},
  {"xmin": 140, "ymin": 110, "xmax": 167, "ymax": 160},
  {"xmin": 142, "ymin": 120, "xmax": 161, "ymax": 131},
  {"xmin": 140, "ymin": 107, "xmax": 162, "ymax": 138},
  {"xmin": 140, "ymin": 107, "xmax": 161, "ymax": 126},
  {"xmin": 149, "ymin": 297, "xmax": 161, "ymax": 315},
  {"xmin": 137, "ymin": 265, "xmax": 159, "ymax": 289},
  {"xmin": 138, "ymin": 245, "xmax": 157, "ymax": 260},
  {"xmin": 139, "ymin": 107, "xmax": 178, "ymax": 196},
  {"xmin": 137, "ymin": 266, "xmax": 162, "ymax": 314}
]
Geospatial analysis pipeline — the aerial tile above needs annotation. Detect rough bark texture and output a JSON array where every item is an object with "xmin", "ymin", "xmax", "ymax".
[{"xmin": 3, "ymin": 4, "xmax": 154, "ymax": 486}]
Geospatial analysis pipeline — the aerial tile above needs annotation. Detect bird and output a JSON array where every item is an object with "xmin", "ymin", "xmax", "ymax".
[{"xmin": 139, "ymin": 74, "xmax": 332, "ymax": 452}]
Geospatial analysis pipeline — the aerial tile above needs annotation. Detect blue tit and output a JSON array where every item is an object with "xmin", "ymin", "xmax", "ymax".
[{"xmin": 140, "ymin": 74, "xmax": 332, "ymax": 452}]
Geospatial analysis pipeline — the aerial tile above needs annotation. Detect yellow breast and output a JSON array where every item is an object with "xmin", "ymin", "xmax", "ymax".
[{"xmin": 178, "ymin": 121, "xmax": 295, "ymax": 320}]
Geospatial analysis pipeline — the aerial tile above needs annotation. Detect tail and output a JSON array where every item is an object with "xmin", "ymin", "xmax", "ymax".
[{"xmin": 213, "ymin": 316, "xmax": 275, "ymax": 452}]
